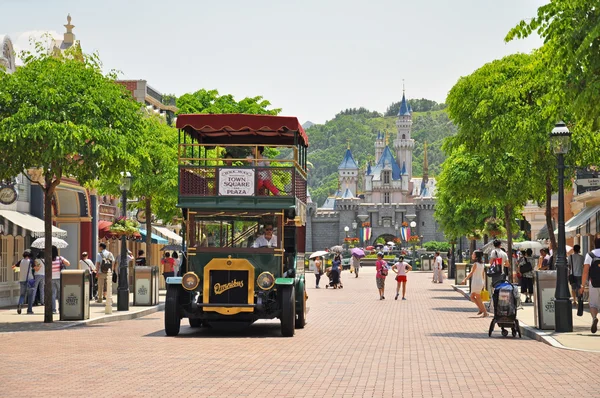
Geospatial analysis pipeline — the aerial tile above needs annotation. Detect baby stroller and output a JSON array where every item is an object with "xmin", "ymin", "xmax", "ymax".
[
  {"xmin": 488, "ymin": 278, "xmax": 521, "ymax": 338},
  {"xmin": 325, "ymin": 267, "xmax": 343, "ymax": 289}
]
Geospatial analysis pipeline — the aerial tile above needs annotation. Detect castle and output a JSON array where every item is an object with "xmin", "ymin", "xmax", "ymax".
[{"xmin": 305, "ymin": 91, "xmax": 444, "ymax": 251}]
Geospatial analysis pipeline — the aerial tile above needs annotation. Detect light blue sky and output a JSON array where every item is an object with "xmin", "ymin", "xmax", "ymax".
[{"xmin": 1, "ymin": 0, "xmax": 545, "ymax": 124}]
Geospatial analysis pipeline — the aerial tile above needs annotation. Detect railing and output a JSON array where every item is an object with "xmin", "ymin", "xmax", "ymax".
[{"xmin": 180, "ymin": 165, "xmax": 307, "ymax": 202}]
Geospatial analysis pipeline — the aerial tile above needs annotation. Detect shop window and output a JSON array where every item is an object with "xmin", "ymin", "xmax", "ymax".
[{"xmin": 0, "ymin": 236, "xmax": 9, "ymax": 283}]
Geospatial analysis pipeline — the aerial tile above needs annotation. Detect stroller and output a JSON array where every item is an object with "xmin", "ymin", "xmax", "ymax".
[
  {"xmin": 325, "ymin": 267, "xmax": 343, "ymax": 289},
  {"xmin": 488, "ymin": 278, "xmax": 522, "ymax": 338}
]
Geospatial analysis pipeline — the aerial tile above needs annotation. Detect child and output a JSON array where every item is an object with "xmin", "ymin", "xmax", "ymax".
[
  {"xmin": 392, "ymin": 256, "xmax": 413, "ymax": 300},
  {"xmin": 376, "ymin": 252, "xmax": 388, "ymax": 300}
]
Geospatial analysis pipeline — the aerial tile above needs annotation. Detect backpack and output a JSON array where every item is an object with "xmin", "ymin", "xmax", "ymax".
[
  {"xmin": 519, "ymin": 257, "xmax": 532, "ymax": 274},
  {"xmin": 487, "ymin": 250, "xmax": 503, "ymax": 277},
  {"xmin": 100, "ymin": 252, "xmax": 112, "ymax": 273},
  {"xmin": 589, "ymin": 252, "xmax": 600, "ymax": 288},
  {"xmin": 378, "ymin": 261, "xmax": 388, "ymax": 276}
]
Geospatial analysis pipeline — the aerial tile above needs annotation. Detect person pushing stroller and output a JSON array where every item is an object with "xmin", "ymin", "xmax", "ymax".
[{"xmin": 326, "ymin": 254, "xmax": 343, "ymax": 289}]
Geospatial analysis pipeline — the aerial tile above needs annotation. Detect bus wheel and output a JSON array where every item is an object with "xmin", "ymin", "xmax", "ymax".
[
  {"xmin": 280, "ymin": 285, "xmax": 295, "ymax": 337},
  {"xmin": 189, "ymin": 318, "xmax": 202, "ymax": 328},
  {"xmin": 295, "ymin": 286, "xmax": 306, "ymax": 329},
  {"xmin": 165, "ymin": 284, "xmax": 181, "ymax": 336}
]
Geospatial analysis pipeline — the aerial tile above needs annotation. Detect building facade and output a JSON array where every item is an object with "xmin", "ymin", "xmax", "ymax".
[{"xmin": 306, "ymin": 91, "xmax": 444, "ymax": 251}]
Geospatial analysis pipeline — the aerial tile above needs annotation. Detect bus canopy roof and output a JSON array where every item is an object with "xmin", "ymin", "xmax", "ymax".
[{"xmin": 176, "ymin": 114, "xmax": 308, "ymax": 147}]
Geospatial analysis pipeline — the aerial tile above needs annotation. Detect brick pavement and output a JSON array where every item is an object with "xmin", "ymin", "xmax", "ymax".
[{"xmin": 0, "ymin": 268, "xmax": 598, "ymax": 397}]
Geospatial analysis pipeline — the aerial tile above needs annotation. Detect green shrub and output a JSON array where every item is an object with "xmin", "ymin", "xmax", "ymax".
[{"xmin": 423, "ymin": 241, "xmax": 451, "ymax": 252}]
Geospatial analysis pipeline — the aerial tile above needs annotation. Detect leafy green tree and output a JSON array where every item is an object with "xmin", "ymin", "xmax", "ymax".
[
  {"xmin": 176, "ymin": 89, "xmax": 280, "ymax": 115},
  {"xmin": 336, "ymin": 107, "xmax": 382, "ymax": 118},
  {"xmin": 0, "ymin": 44, "xmax": 145, "ymax": 322}
]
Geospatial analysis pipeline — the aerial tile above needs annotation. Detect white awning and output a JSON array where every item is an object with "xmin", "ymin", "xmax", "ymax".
[
  {"xmin": 557, "ymin": 204, "xmax": 600, "ymax": 238},
  {"xmin": 152, "ymin": 225, "xmax": 182, "ymax": 244},
  {"xmin": 0, "ymin": 210, "xmax": 68, "ymax": 238}
]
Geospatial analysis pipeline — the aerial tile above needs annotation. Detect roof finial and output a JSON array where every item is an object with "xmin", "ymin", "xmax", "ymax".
[
  {"xmin": 347, "ymin": 138, "xmax": 350, "ymax": 150},
  {"xmin": 385, "ymin": 131, "xmax": 389, "ymax": 146},
  {"xmin": 402, "ymin": 79, "xmax": 405, "ymax": 94},
  {"xmin": 423, "ymin": 141, "xmax": 429, "ymax": 183}
]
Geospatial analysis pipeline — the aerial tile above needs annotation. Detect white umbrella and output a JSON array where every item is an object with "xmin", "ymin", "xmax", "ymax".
[
  {"xmin": 513, "ymin": 241, "xmax": 545, "ymax": 252},
  {"xmin": 481, "ymin": 239, "xmax": 508, "ymax": 255},
  {"xmin": 31, "ymin": 237, "xmax": 69, "ymax": 249},
  {"xmin": 330, "ymin": 245, "xmax": 343, "ymax": 253},
  {"xmin": 387, "ymin": 241, "xmax": 395, "ymax": 246},
  {"xmin": 309, "ymin": 250, "xmax": 329, "ymax": 259}
]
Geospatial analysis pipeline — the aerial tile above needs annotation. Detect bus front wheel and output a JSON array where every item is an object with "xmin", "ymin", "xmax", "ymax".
[
  {"xmin": 165, "ymin": 284, "xmax": 181, "ymax": 336},
  {"xmin": 280, "ymin": 285, "xmax": 295, "ymax": 337}
]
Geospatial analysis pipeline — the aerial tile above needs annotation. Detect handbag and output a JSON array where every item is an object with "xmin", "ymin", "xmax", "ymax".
[
  {"xmin": 59, "ymin": 257, "xmax": 67, "ymax": 271},
  {"xmin": 481, "ymin": 288, "xmax": 490, "ymax": 302},
  {"xmin": 26, "ymin": 260, "xmax": 35, "ymax": 289},
  {"xmin": 112, "ymin": 270, "xmax": 118, "ymax": 283},
  {"xmin": 350, "ymin": 265, "xmax": 354, "ymax": 273}
]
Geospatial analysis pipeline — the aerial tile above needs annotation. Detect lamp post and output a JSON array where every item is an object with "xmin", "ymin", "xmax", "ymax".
[
  {"xmin": 550, "ymin": 121, "xmax": 573, "ymax": 332},
  {"xmin": 344, "ymin": 225, "xmax": 349, "ymax": 238},
  {"xmin": 352, "ymin": 221, "xmax": 357, "ymax": 238},
  {"xmin": 410, "ymin": 221, "xmax": 417, "ymax": 257},
  {"xmin": 118, "ymin": 172, "xmax": 132, "ymax": 311}
]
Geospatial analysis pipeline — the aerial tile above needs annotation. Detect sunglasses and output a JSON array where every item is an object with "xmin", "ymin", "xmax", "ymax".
[{"xmin": 265, "ymin": 228, "xmax": 273, "ymax": 231}]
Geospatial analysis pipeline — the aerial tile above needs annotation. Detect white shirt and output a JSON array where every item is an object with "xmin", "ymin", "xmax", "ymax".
[
  {"xmin": 253, "ymin": 234, "xmax": 278, "ymax": 248},
  {"xmin": 435, "ymin": 255, "xmax": 443, "ymax": 270},
  {"xmin": 18, "ymin": 259, "xmax": 34, "ymax": 282},
  {"xmin": 96, "ymin": 249, "xmax": 115, "ymax": 269},
  {"xmin": 79, "ymin": 259, "xmax": 96, "ymax": 272},
  {"xmin": 34, "ymin": 258, "xmax": 45, "ymax": 276},
  {"xmin": 394, "ymin": 261, "xmax": 410, "ymax": 276},
  {"xmin": 490, "ymin": 249, "xmax": 509, "ymax": 266},
  {"xmin": 584, "ymin": 249, "xmax": 600, "ymax": 267}
]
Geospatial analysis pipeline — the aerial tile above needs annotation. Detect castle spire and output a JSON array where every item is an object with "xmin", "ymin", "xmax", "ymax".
[
  {"xmin": 423, "ymin": 141, "xmax": 429, "ymax": 183},
  {"xmin": 63, "ymin": 14, "xmax": 76, "ymax": 47}
]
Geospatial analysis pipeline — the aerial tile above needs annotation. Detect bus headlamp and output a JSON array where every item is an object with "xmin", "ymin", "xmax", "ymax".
[
  {"xmin": 257, "ymin": 272, "xmax": 275, "ymax": 290},
  {"xmin": 182, "ymin": 272, "xmax": 200, "ymax": 291}
]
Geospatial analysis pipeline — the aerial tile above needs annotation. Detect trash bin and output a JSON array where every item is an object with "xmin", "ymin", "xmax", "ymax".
[
  {"xmin": 133, "ymin": 266, "xmax": 159, "ymax": 306},
  {"xmin": 60, "ymin": 269, "xmax": 90, "ymax": 321},
  {"xmin": 455, "ymin": 263, "xmax": 468, "ymax": 285},
  {"xmin": 421, "ymin": 256, "xmax": 432, "ymax": 271},
  {"xmin": 534, "ymin": 270, "xmax": 557, "ymax": 330}
]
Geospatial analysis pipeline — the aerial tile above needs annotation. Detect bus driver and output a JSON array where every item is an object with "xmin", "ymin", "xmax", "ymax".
[{"xmin": 252, "ymin": 223, "xmax": 278, "ymax": 248}]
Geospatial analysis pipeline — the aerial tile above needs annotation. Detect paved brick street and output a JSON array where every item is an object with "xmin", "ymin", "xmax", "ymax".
[{"xmin": 1, "ymin": 268, "xmax": 598, "ymax": 397}]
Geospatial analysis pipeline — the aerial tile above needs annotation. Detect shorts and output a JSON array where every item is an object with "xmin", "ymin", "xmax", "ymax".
[
  {"xmin": 570, "ymin": 275, "xmax": 582, "ymax": 291},
  {"xmin": 376, "ymin": 278, "xmax": 385, "ymax": 289},
  {"xmin": 395, "ymin": 275, "xmax": 407, "ymax": 283},
  {"xmin": 589, "ymin": 284, "xmax": 600, "ymax": 310},
  {"xmin": 521, "ymin": 277, "xmax": 533, "ymax": 294}
]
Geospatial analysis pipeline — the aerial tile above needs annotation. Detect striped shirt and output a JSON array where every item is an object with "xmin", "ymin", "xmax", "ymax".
[{"xmin": 52, "ymin": 256, "xmax": 66, "ymax": 279}]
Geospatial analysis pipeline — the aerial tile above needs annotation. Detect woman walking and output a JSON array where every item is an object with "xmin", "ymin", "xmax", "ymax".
[
  {"xmin": 462, "ymin": 250, "xmax": 488, "ymax": 317},
  {"xmin": 350, "ymin": 253, "xmax": 361, "ymax": 278},
  {"xmin": 51, "ymin": 246, "xmax": 70, "ymax": 314},
  {"xmin": 392, "ymin": 255, "xmax": 412, "ymax": 300},
  {"xmin": 375, "ymin": 252, "xmax": 388, "ymax": 300},
  {"xmin": 314, "ymin": 256, "xmax": 323, "ymax": 288}
]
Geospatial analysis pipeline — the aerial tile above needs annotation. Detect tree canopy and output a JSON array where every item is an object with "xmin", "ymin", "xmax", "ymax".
[{"xmin": 176, "ymin": 89, "xmax": 280, "ymax": 115}]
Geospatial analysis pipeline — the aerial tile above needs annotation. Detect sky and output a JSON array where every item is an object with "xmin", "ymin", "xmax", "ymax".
[{"xmin": 0, "ymin": 0, "xmax": 546, "ymax": 124}]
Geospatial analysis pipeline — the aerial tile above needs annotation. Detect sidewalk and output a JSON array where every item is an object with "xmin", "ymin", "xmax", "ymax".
[
  {"xmin": 452, "ymin": 284, "xmax": 600, "ymax": 352},
  {"xmin": 0, "ymin": 291, "xmax": 165, "ymax": 333}
]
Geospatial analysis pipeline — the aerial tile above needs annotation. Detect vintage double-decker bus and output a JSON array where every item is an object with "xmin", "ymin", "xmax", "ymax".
[{"xmin": 165, "ymin": 114, "xmax": 308, "ymax": 337}]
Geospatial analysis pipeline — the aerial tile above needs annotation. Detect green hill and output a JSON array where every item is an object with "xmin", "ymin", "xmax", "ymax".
[{"xmin": 306, "ymin": 109, "xmax": 457, "ymax": 206}]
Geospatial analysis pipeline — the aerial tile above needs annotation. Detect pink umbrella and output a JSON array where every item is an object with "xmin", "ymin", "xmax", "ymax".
[{"xmin": 351, "ymin": 248, "xmax": 365, "ymax": 258}]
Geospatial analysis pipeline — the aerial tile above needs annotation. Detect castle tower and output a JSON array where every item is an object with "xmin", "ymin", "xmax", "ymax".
[
  {"xmin": 338, "ymin": 142, "xmax": 359, "ymax": 196},
  {"xmin": 393, "ymin": 88, "xmax": 415, "ymax": 179},
  {"xmin": 62, "ymin": 14, "xmax": 76, "ymax": 49},
  {"xmin": 374, "ymin": 131, "xmax": 385, "ymax": 163}
]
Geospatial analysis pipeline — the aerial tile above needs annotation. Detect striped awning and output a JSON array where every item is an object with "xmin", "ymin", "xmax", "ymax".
[
  {"xmin": 557, "ymin": 204, "xmax": 600, "ymax": 238},
  {"xmin": 152, "ymin": 225, "xmax": 182, "ymax": 244},
  {"xmin": 0, "ymin": 210, "xmax": 68, "ymax": 238}
]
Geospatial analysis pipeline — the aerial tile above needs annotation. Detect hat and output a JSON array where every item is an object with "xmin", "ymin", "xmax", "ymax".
[{"xmin": 377, "ymin": 251, "xmax": 384, "ymax": 257}]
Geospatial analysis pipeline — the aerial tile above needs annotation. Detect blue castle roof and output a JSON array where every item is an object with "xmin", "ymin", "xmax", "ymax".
[
  {"xmin": 368, "ymin": 146, "xmax": 402, "ymax": 180},
  {"xmin": 338, "ymin": 148, "xmax": 359, "ymax": 169},
  {"xmin": 398, "ymin": 92, "xmax": 411, "ymax": 116}
]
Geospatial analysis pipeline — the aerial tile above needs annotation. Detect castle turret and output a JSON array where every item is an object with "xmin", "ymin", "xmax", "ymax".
[
  {"xmin": 393, "ymin": 87, "xmax": 415, "ymax": 180},
  {"xmin": 338, "ymin": 143, "xmax": 359, "ymax": 196}
]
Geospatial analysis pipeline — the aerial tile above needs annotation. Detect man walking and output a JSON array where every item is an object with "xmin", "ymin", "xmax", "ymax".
[
  {"xmin": 434, "ymin": 251, "xmax": 444, "ymax": 283},
  {"xmin": 12, "ymin": 251, "xmax": 35, "ymax": 314},
  {"xmin": 95, "ymin": 243, "xmax": 115, "ymax": 303},
  {"xmin": 32, "ymin": 252, "xmax": 45, "ymax": 307},
  {"xmin": 579, "ymin": 237, "xmax": 600, "ymax": 334},
  {"xmin": 568, "ymin": 245, "xmax": 584, "ymax": 306}
]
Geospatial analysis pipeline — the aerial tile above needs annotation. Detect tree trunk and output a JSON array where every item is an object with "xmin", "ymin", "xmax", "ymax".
[
  {"xmin": 545, "ymin": 173, "xmax": 557, "ymax": 255},
  {"xmin": 43, "ymin": 180, "xmax": 57, "ymax": 323},
  {"xmin": 145, "ymin": 197, "xmax": 152, "ymax": 265},
  {"xmin": 504, "ymin": 205, "xmax": 514, "ymax": 283}
]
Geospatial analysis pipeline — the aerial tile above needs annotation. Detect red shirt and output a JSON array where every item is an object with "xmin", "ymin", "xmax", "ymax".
[
  {"xmin": 161, "ymin": 258, "xmax": 175, "ymax": 272},
  {"xmin": 376, "ymin": 260, "xmax": 387, "ymax": 279}
]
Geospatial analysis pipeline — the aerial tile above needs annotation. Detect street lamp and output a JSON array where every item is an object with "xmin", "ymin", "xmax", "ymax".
[
  {"xmin": 352, "ymin": 221, "xmax": 357, "ymax": 238},
  {"xmin": 410, "ymin": 221, "xmax": 417, "ymax": 257},
  {"xmin": 118, "ymin": 171, "xmax": 132, "ymax": 312},
  {"xmin": 550, "ymin": 121, "xmax": 573, "ymax": 332},
  {"xmin": 344, "ymin": 225, "xmax": 349, "ymax": 238}
]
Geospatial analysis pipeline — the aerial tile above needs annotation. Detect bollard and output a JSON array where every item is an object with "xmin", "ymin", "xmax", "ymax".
[{"xmin": 105, "ymin": 269, "xmax": 113, "ymax": 315}]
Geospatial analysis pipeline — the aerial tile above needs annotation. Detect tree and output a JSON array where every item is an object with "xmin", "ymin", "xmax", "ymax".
[
  {"xmin": 176, "ymin": 89, "xmax": 280, "ymax": 115},
  {"xmin": 0, "ymin": 44, "xmax": 145, "ymax": 322}
]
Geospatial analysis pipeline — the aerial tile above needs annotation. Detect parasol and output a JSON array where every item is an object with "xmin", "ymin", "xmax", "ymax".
[
  {"xmin": 309, "ymin": 250, "xmax": 329, "ymax": 259},
  {"xmin": 513, "ymin": 241, "xmax": 544, "ymax": 252},
  {"xmin": 160, "ymin": 244, "xmax": 183, "ymax": 251},
  {"xmin": 330, "ymin": 245, "xmax": 344, "ymax": 253},
  {"xmin": 366, "ymin": 246, "xmax": 375, "ymax": 251},
  {"xmin": 351, "ymin": 248, "xmax": 365, "ymax": 258},
  {"xmin": 31, "ymin": 237, "xmax": 68, "ymax": 249}
]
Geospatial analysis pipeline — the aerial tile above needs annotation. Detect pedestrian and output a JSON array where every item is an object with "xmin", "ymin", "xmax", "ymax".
[
  {"xmin": 51, "ymin": 246, "xmax": 70, "ymax": 314},
  {"xmin": 79, "ymin": 252, "xmax": 96, "ymax": 300},
  {"xmin": 32, "ymin": 251, "xmax": 45, "ymax": 307},
  {"xmin": 434, "ymin": 251, "xmax": 444, "ymax": 283},
  {"xmin": 161, "ymin": 252, "xmax": 175, "ymax": 283},
  {"xmin": 462, "ymin": 250, "xmax": 488, "ymax": 317},
  {"xmin": 314, "ymin": 256, "xmax": 323, "ymax": 288},
  {"xmin": 538, "ymin": 248, "xmax": 550, "ymax": 270},
  {"xmin": 376, "ymin": 252, "xmax": 388, "ymax": 300},
  {"xmin": 579, "ymin": 237, "xmax": 600, "ymax": 334},
  {"xmin": 568, "ymin": 244, "xmax": 584, "ymax": 306},
  {"xmin": 392, "ymin": 255, "xmax": 412, "ymax": 300},
  {"xmin": 172, "ymin": 252, "xmax": 180, "ymax": 276},
  {"xmin": 489, "ymin": 240, "xmax": 510, "ymax": 284},
  {"xmin": 331, "ymin": 255, "xmax": 342, "ymax": 288},
  {"xmin": 135, "ymin": 249, "xmax": 146, "ymax": 266},
  {"xmin": 518, "ymin": 249, "xmax": 535, "ymax": 303},
  {"xmin": 95, "ymin": 242, "xmax": 115, "ymax": 304},
  {"xmin": 11, "ymin": 251, "xmax": 35, "ymax": 314},
  {"xmin": 350, "ymin": 253, "xmax": 361, "ymax": 278}
]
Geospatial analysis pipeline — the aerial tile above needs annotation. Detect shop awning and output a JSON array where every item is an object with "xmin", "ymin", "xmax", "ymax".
[
  {"xmin": 152, "ymin": 226, "xmax": 182, "ymax": 244},
  {"xmin": 98, "ymin": 220, "xmax": 113, "ymax": 239},
  {"xmin": 0, "ymin": 210, "xmax": 67, "ymax": 238},
  {"xmin": 138, "ymin": 229, "xmax": 168, "ymax": 244},
  {"xmin": 557, "ymin": 204, "xmax": 600, "ymax": 238}
]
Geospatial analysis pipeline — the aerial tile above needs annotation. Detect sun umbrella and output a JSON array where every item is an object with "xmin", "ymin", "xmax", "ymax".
[
  {"xmin": 481, "ymin": 239, "xmax": 508, "ymax": 255},
  {"xmin": 160, "ymin": 244, "xmax": 183, "ymax": 251},
  {"xmin": 351, "ymin": 248, "xmax": 365, "ymax": 258},
  {"xmin": 387, "ymin": 241, "xmax": 395, "ymax": 246},
  {"xmin": 310, "ymin": 250, "xmax": 329, "ymax": 259},
  {"xmin": 31, "ymin": 237, "xmax": 68, "ymax": 249},
  {"xmin": 513, "ymin": 241, "xmax": 544, "ymax": 252},
  {"xmin": 366, "ymin": 246, "xmax": 375, "ymax": 250},
  {"xmin": 330, "ymin": 245, "xmax": 343, "ymax": 253}
]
